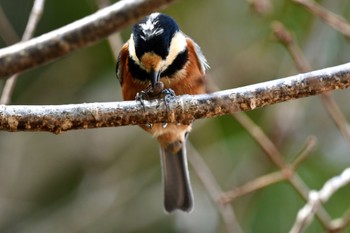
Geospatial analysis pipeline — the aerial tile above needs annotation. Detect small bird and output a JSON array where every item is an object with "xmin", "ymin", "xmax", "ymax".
[{"xmin": 116, "ymin": 13, "xmax": 209, "ymax": 213}]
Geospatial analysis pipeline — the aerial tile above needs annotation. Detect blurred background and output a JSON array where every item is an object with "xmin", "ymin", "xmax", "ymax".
[{"xmin": 1, "ymin": 0, "xmax": 350, "ymax": 232}]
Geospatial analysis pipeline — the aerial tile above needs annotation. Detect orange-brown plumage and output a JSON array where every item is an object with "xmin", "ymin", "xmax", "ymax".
[
  {"xmin": 118, "ymin": 38, "xmax": 206, "ymax": 101},
  {"xmin": 116, "ymin": 13, "xmax": 209, "ymax": 213}
]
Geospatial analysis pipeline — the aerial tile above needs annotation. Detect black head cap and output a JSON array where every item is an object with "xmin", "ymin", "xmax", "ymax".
[{"xmin": 132, "ymin": 13, "xmax": 179, "ymax": 60}]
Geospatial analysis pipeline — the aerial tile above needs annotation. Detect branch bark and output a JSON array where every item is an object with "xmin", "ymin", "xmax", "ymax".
[
  {"xmin": 0, "ymin": 0, "xmax": 176, "ymax": 78},
  {"xmin": 1, "ymin": 62, "xmax": 350, "ymax": 133}
]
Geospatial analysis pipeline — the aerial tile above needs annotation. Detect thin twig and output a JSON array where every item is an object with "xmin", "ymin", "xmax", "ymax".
[
  {"xmin": 292, "ymin": 0, "xmax": 350, "ymax": 38},
  {"xmin": 273, "ymin": 21, "xmax": 350, "ymax": 145},
  {"xmin": 271, "ymin": 21, "xmax": 312, "ymax": 71},
  {"xmin": 291, "ymin": 136, "xmax": 317, "ymax": 170},
  {"xmin": 273, "ymin": 21, "xmax": 350, "ymax": 233},
  {"xmin": 290, "ymin": 168, "xmax": 350, "ymax": 233},
  {"xmin": 96, "ymin": 0, "xmax": 125, "ymax": 60},
  {"xmin": 1, "ymin": 62, "xmax": 350, "ymax": 133},
  {"xmin": 220, "ymin": 136, "xmax": 316, "ymax": 203},
  {"xmin": 22, "ymin": 0, "xmax": 45, "ymax": 41},
  {"xmin": 330, "ymin": 209, "xmax": 350, "ymax": 233},
  {"xmin": 229, "ymin": 103, "xmax": 331, "ymax": 227},
  {"xmin": 0, "ymin": 0, "xmax": 46, "ymax": 105},
  {"xmin": 212, "ymin": 80, "xmax": 328, "ymax": 226},
  {"xmin": 221, "ymin": 171, "xmax": 286, "ymax": 203},
  {"xmin": 0, "ymin": 5, "xmax": 19, "ymax": 44},
  {"xmin": 320, "ymin": 93, "xmax": 350, "ymax": 145},
  {"xmin": 0, "ymin": 0, "xmax": 176, "ymax": 78},
  {"xmin": 233, "ymin": 112, "xmax": 286, "ymax": 168},
  {"xmin": 187, "ymin": 143, "xmax": 244, "ymax": 233},
  {"xmin": 247, "ymin": 0, "xmax": 273, "ymax": 16}
]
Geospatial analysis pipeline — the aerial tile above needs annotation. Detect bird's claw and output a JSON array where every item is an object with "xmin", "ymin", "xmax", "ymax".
[
  {"xmin": 135, "ymin": 90, "xmax": 149, "ymax": 112},
  {"xmin": 135, "ymin": 91, "xmax": 153, "ymax": 128},
  {"xmin": 135, "ymin": 83, "xmax": 176, "ymax": 129},
  {"xmin": 161, "ymin": 88, "xmax": 176, "ymax": 113}
]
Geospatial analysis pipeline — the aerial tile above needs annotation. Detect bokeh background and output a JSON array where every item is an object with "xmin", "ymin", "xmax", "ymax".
[{"xmin": 1, "ymin": 0, "xmax": 350, "ymax": 232}]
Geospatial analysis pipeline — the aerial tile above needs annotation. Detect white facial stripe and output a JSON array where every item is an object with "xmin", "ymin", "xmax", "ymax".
[
  {"xmin": 163, "ymin": 32, "xmax": 187, "ymax": 70},
  {"xmin": 128, "ymin": 34, "xmax": 140, "ymax": 64},
  {"xmin": 129, "ymin": 31, "xmax": 188, "ymax": 74}
]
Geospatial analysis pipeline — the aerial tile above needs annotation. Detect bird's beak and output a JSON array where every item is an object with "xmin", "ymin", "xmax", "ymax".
[{"xmin": 150, "ymin": 70, "xmax": 160, "ymax": 89}]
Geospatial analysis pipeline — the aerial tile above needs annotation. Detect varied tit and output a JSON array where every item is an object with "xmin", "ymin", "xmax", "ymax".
[{"xmin": 116, "ymin": 12, "xmax": 209, "ymax": 213}]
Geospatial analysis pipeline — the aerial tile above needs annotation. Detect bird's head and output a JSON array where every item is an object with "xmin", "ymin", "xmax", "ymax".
[{"xmin": 128, "ymin": 13, "xmax": 187, "ymax": 88}]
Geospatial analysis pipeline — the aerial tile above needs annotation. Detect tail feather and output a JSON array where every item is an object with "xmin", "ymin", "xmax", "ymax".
[{"xmin": 160, "ymin": 142, "xmax": 193, "ymax": 213}]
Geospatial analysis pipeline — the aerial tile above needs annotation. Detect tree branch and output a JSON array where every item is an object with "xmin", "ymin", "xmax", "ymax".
[
  {"xmin": 292, "ymin": 0, "xmax": 350, "ymax": 38},
  {"xmin": 0, "ymin": 5, "xmax": 20, "ymax": 44},
  {"xmin": 187, "ymin": 143, "xmax": 243, "ymax": 233},
  {"xmin": 273, "ymin": 21, "xmax": 350, "ymax": 147},
  {"xmin": 0, "ymin": 0, "xmax": 46, "ymax": 105},
  {"xmin": 273, "ymin": 20, "xmax": 350, "ymax": 233},
  {"xmin": 0, "ymin": 0, "xmax": 176, "ymax": 78},
  {"xmin": 1, "ymin": 62, "xmax": 350, "ymax": 133},
  {"xmin": 290, "ymin": 167, "xmax": 350, "ymax": 233}
]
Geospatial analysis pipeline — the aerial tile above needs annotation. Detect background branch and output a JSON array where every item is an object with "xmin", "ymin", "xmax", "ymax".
[
  {"xmin": 292, "ymin": 0, "xmax": 350, "ymax": 38},
  {"xmin": 0, "ymin": 0, "xmax": 176, "ymax": 78},
  {"xmin": 273, "ymin": 21, "xmax": 350, "ymax": 146},
  {"xmin": 221, "ymin": 136, "xmax": 316, "ymax": 203},
  {"xmin": 0, "ymin": 0, "xmax": 46, "ymax": 104},
  {"xmin": 273, "ymin": 20, "xmax": 350, "ymax": 233},
  {"xmin": 290, "ymin": 168, "xmax": 350, "ymax": 233},
  {"xmin": 0, "ymin": 5, "xmax": 19, "ymax": 44},
  {"xmin": 188, "ymin": 143, "xmax": 243, "ymax": 233}
]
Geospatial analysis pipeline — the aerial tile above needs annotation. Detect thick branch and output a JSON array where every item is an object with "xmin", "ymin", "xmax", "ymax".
[
  {"xmin": 0, "ymin": 0, "xmax": 175, "ymax": 78},
  {"xmin": 1, "ymin": 62, "xmax": 350, "ymax": 133}
]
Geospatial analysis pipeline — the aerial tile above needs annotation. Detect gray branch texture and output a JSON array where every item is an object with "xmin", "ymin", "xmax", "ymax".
[
  {"xmin": 0, "ymin": 0, "xmax": 175, "ymax": 78},
  {"xmin": 1, "ymin": 62, "xmax": 350, "ymax": 133}
]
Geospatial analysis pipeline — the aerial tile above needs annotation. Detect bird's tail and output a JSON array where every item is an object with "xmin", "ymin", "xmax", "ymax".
[{"xmin": 160, "ymin": 141, "xmax": 193, "ymax": 213}]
